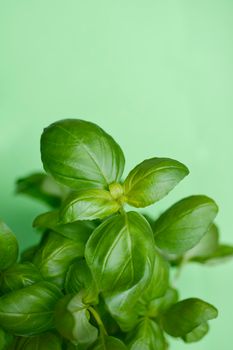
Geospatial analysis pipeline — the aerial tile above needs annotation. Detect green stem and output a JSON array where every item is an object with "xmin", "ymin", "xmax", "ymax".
[{"xmin": 89, "ymin": 306, "xmax": 108, "ymax": 336}]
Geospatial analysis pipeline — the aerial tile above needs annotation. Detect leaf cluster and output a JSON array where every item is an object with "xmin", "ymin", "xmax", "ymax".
[{"xmin": 0, "ymin": 119, "xmax": 232, "ymax": 349}]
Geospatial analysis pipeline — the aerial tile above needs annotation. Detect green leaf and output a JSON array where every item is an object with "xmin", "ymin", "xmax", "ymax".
[
  {"xmin": 182, "ymin": 322, "xmax": 209, "ymax": 343},
  {"xmin": 60, "ymin": 189, "xmax": 120, "ymax": 223},
  {"xmin": 40, "ymin": 119, "xmax": 125, "ymax": 190},
  {"xmin": 65, "ymin": 259, "xmax": 99, "ymax": 305},
  {"xmin": 0, "ymin": 220, "xmax": 19, "ymax": 270},
  {"xmin": 16, "ymin": 172, "xmax": 66, "ymax": 208},
  {"xmin": 162, "ymin": 298, "xmax": 218, "ymax": 338},
  {"xmin": 0, "ymin": 327, "xmax": 13, "ymax": 350},
  {"xmin": 20, "ymin": 245, "xmax": 38, "ymax": 263},
  {"xmin": 0, "ymin": 281, "xmax": 62, "ymax": 336},
  {"xmin": 193, "ymin": 244, "xmax": 233, "ymax": 264},
  {"xmin": 54, "ymin": 293, "xmax": 98, "ymax": 347},
  {"xmin": 154, "ymin": 195, "xmax": 218, "ymax": 254},
  {"xmin": 123, "ymin": 158, "xmax": 189, "ymax": 208},
  {"xmin": 33, "ymin": 230, "xmax": 88, "ymax": 287},
  {"xmin": 126, "ymin": 318, "xmax": 166, "ymax": 350},
  {"xmin": 185, "ymin": 224, "xmax": 219, "ymax": 261},
  {"xmin": 144, "ymin": 287, "xmax": 179, "ymax": 319},
  {"xmin": 14, "ymin": 332, "xmax": 62, "ymax": 349},
  {"xmin": 90, "ymin": 336, "xmax": 127, "ymax": 350},
  {"xmin": 0, "ymin": 262, "xmax": 43, "ymax": 293},
  {"xmin": 85, "ymin": 212, "xmax": 155, "ymax": 293}
]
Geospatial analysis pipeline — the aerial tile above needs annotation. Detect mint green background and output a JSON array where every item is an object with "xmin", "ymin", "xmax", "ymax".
[{"xmin": 0, "ymin": 1, "xmax": 232, "ymax": 349}]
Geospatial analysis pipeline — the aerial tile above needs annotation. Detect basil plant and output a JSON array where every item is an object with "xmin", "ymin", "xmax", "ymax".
[{"xmin": 0, "ymin": 119, "xmax": 232, "ymax": 350}]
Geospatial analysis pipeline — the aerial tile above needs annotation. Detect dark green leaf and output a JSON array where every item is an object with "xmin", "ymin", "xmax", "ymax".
[
  {"xmin": 33, "ymin": 230, "xmax": 88, "ymax": 287},
  {"xmin": 16, "ymin": 172, "xmax": 66, "ymax": 208},
  {"xmin": 0, "ymin": 262, "xmax": 43, "ymax": 293},
  {"xmin": 123, "ymin": 158, "xmax": 189, "ymax": 208},
  {"xmin": 0, "ymin": 220, "xmax": 18, "ymax": 270},
  {"xmin": 154, "ymin": 195, "xmax": 218, "ymax": 254},
  {"xmin": 0, "ymin": 327, "xmax": 13, "ymax": 350},
  {"xmin": 40, "ymin": 119, "xmax": 125, "ymax": 190},
  {"xmin": 60, "ymin": 189, "xmax": 120, "ymax": 222},
  {"xmin": 182, "ymin": 322, "xmax": 209, "ymax": 343},
  {"xmin": 55, "ymin": 293, "xmax": 98, "ymax": 347},
  {"xmin": 0, "ymin": 281, "xmax": 62, "ymax": 336},
  {"xmin": 144, "ymin": 287, "xmax": 179, "ymax": 319},
  {"xmin": 90, "ymin": 336, "xmax": 127, "ymax": 350},
  {"xmin": 14, "ymin": 332, "xmax": 62, "ymax": 349},
  {"xmin": 162, "ymin": 298, "xmax": 218, "ymax": 338},
  {"xmin": 85, "ymin": 212, "xmax": 155, "ymax": 293},
  {"xmin": 65, "ymin": 259, "xmax": 99, "ymax": 305},
  {"xmin": 20, "ymin": 245, "xmax": 38, "ymax": 263},
  {"xmin": 126, "ymin": 318, "xmax": 166, "ymax": 350}
]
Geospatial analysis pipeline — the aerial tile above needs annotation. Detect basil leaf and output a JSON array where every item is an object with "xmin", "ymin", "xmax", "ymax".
[
  {"xmin": 194, "ymin": 244, "xmax": 233, "ymax": 264},
  {"xmin": 162, "ymin": 298, "xmax": 218, "ymax": 338},
  {"xmin": 126, "ymin": 318, "xmax": 166, "ymax": 350},
  {"xmin": 40, "ymin": 119, "xmax": 125, "ymax": 190},
  {"xmin": 182, "ymin": 322, "xmax": 209, "ymax": 343},
  {"xmin": 123, "ymin": 157, "xmax": 189, "ymax": 208},
  {"xmin": 60, "ymin": 189, "xmax": 120, "ymax": 223},
  {"xmin": 0, "ymin": 220, "xmax": 19, "ymax": 270},
  {"xmin": 154, "ymin": 195, "xmax": 218, "ymax": 254},
  {"xmin": 16, "ymin": 172, "xmax": 66, "ymax": 208},
  {"xmin": 0, "ymin": 262, "xmax": 42, "ymax": 293},
  {"xmin": 15, "ymin": 332, "xmax": 62, "ymax": 349},
  {"xmin": 33, "ymin": 230, "xmax": 87, "ymax": 287},
  {"xmin": 65, "ymin": 259, "xmax": 99, "ymax": 305},
  {"xmin": 0, "ymin": 327, "xmax": 13, "ymax": 350},
  {"xmin": 0, "ymin": 281, "xmax": 62, "ymax": 336},
  {"xmin": 185, "ymin": 224, "xmax": 219, "ymax": 261},
  {"xmin": 85, "ymin": 212, "xmax": 155, "ymax": 293},
  {"xmin": 90, "ymin": 336, "xmax": 127, "ymax": 350},
  {"xmin": 54, "ymin": 293, "xmax": 98, "ymax": 347},
  {"xmin": 144, "ymin": 287, "xmax": 179, "ymax": 319},
  {"xmin": 20, "ymin": 245, "xmax": 38, "ymax": 263}
]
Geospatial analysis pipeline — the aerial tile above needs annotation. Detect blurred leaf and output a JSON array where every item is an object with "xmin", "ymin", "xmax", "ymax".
[
  {"xmin": 0, "ymin": 281, "xmax": 62, "ymax": 336},
  {"xmin": 0, "ymin": 327, "xmax": 13, "ymax": 350},
  {"xmin": 193, "ymin": 244, "xmax": 233, "ymax": 264},
  {"xmin": 0, "ymin": 262, "xmax": 42, "ymax": 293},
  {"xmin": 40, "ymin": 119, "xmax": 125, "ymax": 190},
  {"xmin": 123, "ymin": 157, "xmax": 189, "ymax": 208},
  {"xmin": 154, "ymin": 195, "xmax": 218, "ymax": 254},
  {"xmin": 90, "ymin": 336, "xmax": 127, "ymax": 350},
  {"xmin": 60, "ymin": 189, "xmax": 120, "ymax": 222},
  {"xmin": 182, "ymin": 322, "xmax": 209, "ymax": 343},
  {"xmin": 55, "ymin": 293, "xmax": 98, "ymax": 347},
  {"xmin": 16, "ymin": 172, "xmax": 67, "ymax": 208},
  {"xmin": 144, "ymin": 287, "xmax": 179, "ymax": 319},
  {"xmin": 20, "ymin": 245, "xmax": 39, "ymax": 263},
  {"xmin": 14, "ymin": 332, "xmax": 62, "ymax": 349},
  {"xmin": 0, "ymin": 220, "xmax": 18, "ymax": 270},
  {"xmin": 162, "ymin": 298, "xmax": 218, "ymax": 338}
]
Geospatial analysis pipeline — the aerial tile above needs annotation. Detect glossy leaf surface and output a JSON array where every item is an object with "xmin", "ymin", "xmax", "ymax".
[
  {"xmin": 126, "ymin": 318, "xmax": 166, "ymax": 350},
  {"xmin": 41, "ymin": 119, "xmax": 125, "ymax": 190},
  {"xmin": 0, "ymin": 281, "xmax": 62, "ymax": 335},
  {"xmin": 85, "ymin": 212, "xmax": 155, "ymax": 293},
  {"xmin": 162, "ymin": 298, "xmax": 218, "ymax": 338},
  {"xmin": 55, "ymin": 293, "xmax": 98, "ymax": 347},
  {"xmin": 0, "ymin": 262, "xmax": 42, "ymax": 293},
  {"xmin": 60, "ymin": 189, "xmax": 120, "ymax": 222},
  {"xmin": 14, "ymin": 332, "xmax": 62, "ymax": 349},
  {"xmin": 0, "ymin": 221, "xmax": 18, "ymax": 271},
  {"xmin": 154, "ymin": 195, "xmax": 218, "ymax": 254},
  {"xmin": 123, "ymin": 157, "xmax": 189, "ymax": 208}
]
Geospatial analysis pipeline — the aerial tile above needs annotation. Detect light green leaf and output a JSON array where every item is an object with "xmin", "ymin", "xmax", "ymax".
[
  {"xmin": 40, "ymin": 119, "xmax": 125, "ymax": 190},
  {"xmin": 126, "ymin": 318, "xmax": 166, "ymax": 350},
  {"xmin": 123, "ymin": 157, "xmax": 189, "ymax": 208},
  {"xmin": 90, "ymin": 336, "xmax": 127, "ymax": 350},
  {"xmin": 55, "ymin": 293, "xmax": 98, "ymax": 347},
  {"xmin": 65, "ymin": 259, "xmax": 99, "ymax": 305},
  {"xmin": 16, "ymin": 172, "xmax": 67, "ymax": 208},
  {"xmin": 144, "ymin": 287, "xmax": 179, "ymax": 319},
  {"xmin": 193, "ymin": 244, "xmax": 233, "ymax": 264},
  {"xmin": 154, "ymin": 195, "xmax": 218, "ymax": 254},
  {"xmin": 162, "ymin": 298, "xmax": 218, "ymax": 338},
  {"xmin": 0, "ymin": 327, "xmax": 13, "ymax": 350},
  {"xmin": 0, "ymin": 281, "xmax": 62, "ymax": 336},
  {"xmin": 182, "ymin": 322, "xmax": 209, "ymax": 343},
  {"xmin": 14, "ymin": 332, "xmax": 62, "ymax": 349},
  {"xmin": 85, "ymin": 212, "xmax": 155, "ymax": 293},
  {"xmin": 0, "ymin": 220, "xmax": 19, "ymax": 270},
  {"xmin": 0, "ymin": 262, "xmax": 43, "ymax": 293},
  {"xmin": 60, "ymin": 189, "xmax": 120, "ymax": 223},
  {"xmin": 33, "ymin": 230, "xmax": 88, "ymax": 287}
]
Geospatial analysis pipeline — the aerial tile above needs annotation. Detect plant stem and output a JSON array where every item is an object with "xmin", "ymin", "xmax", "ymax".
[{"xmin": 89, "ymin": 306, "xmax": 108, "ymax": 336}]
